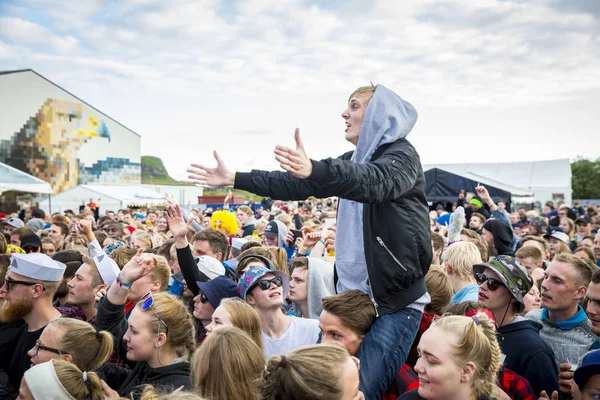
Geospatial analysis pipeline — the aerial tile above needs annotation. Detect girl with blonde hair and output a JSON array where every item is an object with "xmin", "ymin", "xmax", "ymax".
[
  {"xmin": 100, "ymin": 288, "xmax": 196, "ymax": 398},
  {"xmin": 192, "ymin": 326, "xmax": 264, "ymax": 400},
  {"xmin": 21, "ymin": 359, "xmax": 104, "ymax": 400},
  {"xmin": 27, "ymin": 318, "xmax": 114, "ymax": 371},
  {"xmin": 261, "ymin": 344, "xmax": 362, "ymax": 400},
  {"xmin": 400, "ymin": 313, "xmax": 502, "ymax": 400},
  {"xmin": 205, "ymin": 297, "xmax": 263, "ymax": 348}
]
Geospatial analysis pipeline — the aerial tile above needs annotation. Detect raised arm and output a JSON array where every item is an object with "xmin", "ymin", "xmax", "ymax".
[{"xmin": 165, "ymin": 203, "xmax": 205, "ymax": 296}]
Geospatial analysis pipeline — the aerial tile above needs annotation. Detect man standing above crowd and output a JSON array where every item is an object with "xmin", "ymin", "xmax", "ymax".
[{"xmin": 188, "ymin": 83, "xmax": 432, "ymax": 399}]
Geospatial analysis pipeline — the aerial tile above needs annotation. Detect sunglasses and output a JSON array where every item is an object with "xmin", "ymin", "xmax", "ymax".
[
  {"xmin": 251, "ymin": 276, "xmax": 283, "ymax": 292},
  {"xmin": 32, "ymin": 339, "xmax": 62, "ymax": 356},
  {"xmin": 140, "ymin": 292, "xmax": 169, "ymax": 334},
  {"xmin": 475, "ymin": 272, "xmax": 505, "ymax": 291},
  {"xmin": 4, "ymin": 278, "xmax": 46, "ymax": 291},
  {"xmin": 199, "ymin": 292, "xmax": 209, "ymax": 304}
]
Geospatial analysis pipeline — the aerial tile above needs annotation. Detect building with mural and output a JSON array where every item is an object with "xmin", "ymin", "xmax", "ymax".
[{"xmin": 0, "ymin": 69, "xmax": 141, "ymax": 194}]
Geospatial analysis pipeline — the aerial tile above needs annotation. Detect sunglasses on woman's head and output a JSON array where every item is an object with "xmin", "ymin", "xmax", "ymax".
[
  {"xmin": 140, "ymin": 292, "xmax": 169, "ymax": 334},
  {"xmin": 252, "ymin": 276, "xmax": 283, "ymax": 291},
  {"xmin": 475, "ymin": 272, "xmax": 505, "ymax": 291}
]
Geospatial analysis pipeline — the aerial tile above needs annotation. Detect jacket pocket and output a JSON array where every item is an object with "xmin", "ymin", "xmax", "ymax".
[{"xmin": 376, "ymin": 236, "xmax": 407, "ymax": 272}]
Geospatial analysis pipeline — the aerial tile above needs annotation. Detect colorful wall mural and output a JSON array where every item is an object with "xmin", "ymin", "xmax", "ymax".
[{"xmin": 0, "ymin": 71, "xmax": 141, "ymax": 194}]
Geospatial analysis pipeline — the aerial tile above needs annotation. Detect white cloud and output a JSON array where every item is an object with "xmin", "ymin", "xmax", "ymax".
[{"xmin": 0, "ymin": 0, "xmax": 599, "ymax": 179}]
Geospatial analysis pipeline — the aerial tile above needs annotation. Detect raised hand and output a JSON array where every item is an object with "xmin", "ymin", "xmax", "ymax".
[
  {"xmin": 475, "ymin": 185, "xmax": 491, "ymax": 204},
  {"xmin": 165, "ymin": 203, "xmax": 194, "ymax": 239},
  {"xmin": 188, "ymin": 151, "xmax": 235, "ymax": 187},
  {"xmin": 77, "ymin": 219, "xmax": 95, "ymax": 242},
  {"xmin": 120, "ymin": 249, "xmax": 158, "ymax": 284},
  {"xmin": 539, "ymin": 390, "xmax": 559, "ymax": 400},
  {"xmin": 274, "ymin": 128, "xmax": 313, "ymax": 179}
]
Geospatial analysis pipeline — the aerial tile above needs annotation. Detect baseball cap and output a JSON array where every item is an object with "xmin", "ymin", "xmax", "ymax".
[
  {"xmin": 6, "ymin": 217, "xmax": 24, "ymax": 228},
  {"xmin": 237, "ymin": 265, "xmax": 289, "ymax": 300},
  {"xmin": 196, "ymin": 276, "xmax": 241, "ymax": 308},
  {"xmin": 577, "ymin": 215, "xmax": 592, "ymax": 225},
  {"xmin": 263, "ymin": 221, "xmax": 279, "ymax": 238},
  {"xmin": 473, "ymin": 255, "xmax": 532, "ymax": 312},
  {"xmin": 544, "ymin": 231, "xmax": 570, "ymax": 245},
  {"xmin": 195, "ymin": 255, "xmax": 226, "ymax": 279},
  {"xmin": 574, "ymin": 350, "xmax": 600, "ymax": 390},
  {"xmin": 20, "ymin": 234, "xmax": 42, "ymax": 249}
]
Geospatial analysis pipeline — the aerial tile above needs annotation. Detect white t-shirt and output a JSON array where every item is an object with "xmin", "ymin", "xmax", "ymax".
[{"xmin": 262, "ymin": 316, "xmax": 320, "ymax": 358}]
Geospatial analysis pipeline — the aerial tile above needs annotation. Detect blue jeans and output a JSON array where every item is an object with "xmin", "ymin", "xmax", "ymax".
[{"xmin": 356, "ymin": 307, "xmax": 421, "ymax": 399}]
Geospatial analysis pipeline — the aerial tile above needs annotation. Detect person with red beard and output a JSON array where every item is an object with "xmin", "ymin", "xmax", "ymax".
[{"xmin": 0, "ymin": 253, "xmax": 65, "ymax": 398}]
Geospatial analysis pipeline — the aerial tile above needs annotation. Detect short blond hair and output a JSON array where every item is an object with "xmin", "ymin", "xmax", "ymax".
[
  {"xmin": 516, "ymin": 246, "xmax": 543, "ymax": 265},
  {"xmin": 444, "ymin": 242, "xmax": 480, "ymax": 281},
  {"xmin": 425, "ymin": 266, "xmax": 453, "ymax": 315},
  {"xmin": 348, "ymin": 84, "xmax": 376, "ymax": 102}
]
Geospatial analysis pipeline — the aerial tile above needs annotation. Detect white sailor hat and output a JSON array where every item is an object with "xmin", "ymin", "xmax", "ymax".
[
  {"xmin": 92, "ymin": 253, "xmax": 120, "ymax": 284},
  {"xmin": 10, "ymin": 253, "xmax": 66, "ymax": 282}
]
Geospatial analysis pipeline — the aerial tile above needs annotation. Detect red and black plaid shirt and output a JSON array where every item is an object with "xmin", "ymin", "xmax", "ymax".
[
  {"xmin": 498, "ymin": 367, "xmax": 536, "ymax": 400},
  {"xmin": 406, "ymin": 311, "xmax": 436, "ymax": 368},
  {"xmin": 383, "ymin": 364, "xmax": 419, "ymax": 400}
]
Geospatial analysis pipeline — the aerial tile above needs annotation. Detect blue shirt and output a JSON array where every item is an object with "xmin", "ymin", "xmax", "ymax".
[{"xmin": 450, "ymin": 283, "xmax": 479, "ymax": 304}]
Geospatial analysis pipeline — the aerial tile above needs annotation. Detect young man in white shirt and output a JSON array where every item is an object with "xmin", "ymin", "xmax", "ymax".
[{"xmin": 238, "ymin": 265, "xmax": 320, "ymax": 357}]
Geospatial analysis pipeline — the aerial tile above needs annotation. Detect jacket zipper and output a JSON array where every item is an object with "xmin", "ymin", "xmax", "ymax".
[{"xmin": 376, "ymin": 236, "xmax": 408, "ymax": 272}]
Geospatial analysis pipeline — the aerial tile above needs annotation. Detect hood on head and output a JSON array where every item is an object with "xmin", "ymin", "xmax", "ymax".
[
  {"xmin": 294, "ymin": 258, "xmax": 335, "ymax": 319},
  {"xmin": 352, "ymin": 84, "xmax": 418, "ymax": 164}
]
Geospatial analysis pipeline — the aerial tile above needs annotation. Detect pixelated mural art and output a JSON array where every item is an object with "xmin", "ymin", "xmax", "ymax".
[{"xmin": 0, "ymin": 98, "xmax": 139, "ymax": 193}]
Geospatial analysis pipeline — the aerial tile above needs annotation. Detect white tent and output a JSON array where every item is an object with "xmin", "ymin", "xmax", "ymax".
[
  {"xmin": 423, "ymin": 159, "xmax": 572, "ymax": 206},
  {"xmin": 0, "ymin": 161, "xmax": 53, "ymax": 194},
  {"xmin": 38, "ymin": 184, "xmax": 166, "ymax": 213}
]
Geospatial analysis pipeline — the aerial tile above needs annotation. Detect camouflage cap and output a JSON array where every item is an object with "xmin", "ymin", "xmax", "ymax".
[
  {"xmin": 473, "ymin": 255, "xmax": 533, "ymax": 312},
  {"xmin": 529, "ymin": 216, "xmax": 548, "ymax": 234}
]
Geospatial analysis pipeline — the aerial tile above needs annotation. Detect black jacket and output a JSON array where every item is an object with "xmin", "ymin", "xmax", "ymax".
[
  {"xmin": 497, "ymin": 319, "xmax": 559, "ymax": 396},
  {"xmin": 235, "ymin": 138, "xmax": 432, "ymax": 315},
  {"xmin": 102, "ymin": 361, "xmax": 191, "ymax": 399}
]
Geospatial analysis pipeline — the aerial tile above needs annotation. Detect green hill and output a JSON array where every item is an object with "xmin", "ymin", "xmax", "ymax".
[{"xmin": 141, "ymin": 156, "xmax": 192, "ymax": 185}]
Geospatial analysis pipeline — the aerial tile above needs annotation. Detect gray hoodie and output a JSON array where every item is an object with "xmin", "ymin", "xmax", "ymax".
[
  {"xmin": 335, "ymin": 85, "xmax": 418, "ymax": 294},
  {"xmin": 272, "ymin": 220, "xmax": 289, "ymax": 248},
  {"xmin": 293, "ymin": 258, "xmax": 335, "ymax": 319}
]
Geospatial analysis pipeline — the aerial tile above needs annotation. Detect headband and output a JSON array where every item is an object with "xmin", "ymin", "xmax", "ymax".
[{"xmin": 24, "ymin": 359, "xmax": 76, "ymax": 400}]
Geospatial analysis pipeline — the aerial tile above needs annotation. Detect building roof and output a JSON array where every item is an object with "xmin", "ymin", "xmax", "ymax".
[
  {"xmin": 78, "ymin": 185, "xmax": 165, "ymax": 205},
  {"xmin": 0, "ymin": 69, "xmax": 140, "ymax": 137},
  {"xmin": 0, "ymin": 161, "xmax": 53, "ymax": 194},
  {"xmin": 423, "ymin": 159, "xmax": 571, "ymax": 190}
]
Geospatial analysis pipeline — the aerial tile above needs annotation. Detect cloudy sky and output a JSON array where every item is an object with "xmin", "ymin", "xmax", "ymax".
[{"xmin": 1, "ymin": 0, "xmax": 599, "ymax": 180}]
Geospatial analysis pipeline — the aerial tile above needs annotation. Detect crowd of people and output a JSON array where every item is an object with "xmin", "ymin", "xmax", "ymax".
[{"xmin": 1, "ymin": 84, "xmax": 600, "ymax": 400}]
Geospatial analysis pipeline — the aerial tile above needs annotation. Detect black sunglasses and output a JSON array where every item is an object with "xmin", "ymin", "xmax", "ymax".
[
  {"xmin": 475, "ymin": 272, "xmax": 505, "ymax": 291},
  {"xmin": 200, "ymin": 292, "xmax": 209, "ymax": 304},
  {"xmin": 4, "ymin": 278, "xmax": 46, "ymax": 291},
  {"xmin": 32, "ymin": 339, "xmax": 62, "ymax": 356},
  {"xmin": 251, "ymin": 276, "xmax": 283, "ymax": 292}
]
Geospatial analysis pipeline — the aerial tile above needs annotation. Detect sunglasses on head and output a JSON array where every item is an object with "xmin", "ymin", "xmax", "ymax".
[
  {"xmin": 475, "ymin": 272, "xmax": 505, "ymax": 291},
  {"xmin": 251, "ymin": 276, "xmax": 283, "ymax": 291},
  {"xmin": 140, "ymin": 292, "xmax": 169, "ymax": 334}
]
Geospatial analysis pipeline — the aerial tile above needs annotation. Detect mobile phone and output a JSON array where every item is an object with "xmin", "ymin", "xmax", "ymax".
[{"xmin": 291, "ymin": 229, "xmax": 303, "ymax": 244}]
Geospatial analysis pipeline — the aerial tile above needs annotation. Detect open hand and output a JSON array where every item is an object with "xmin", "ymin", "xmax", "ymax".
[
  {"xmin": 165, "ymin": 203, "xmax": 194, "ymax": 239},
  {"xmin": 120, "ymin": 249, "xmax": 158, "ymax": 284},
  {"xmin": 188, "ymin": 151, "xmax": 234, "ymax": 187},
  {"xmin": 274, "ymin": 128, "xmax": 313, "ymax": 179}
]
